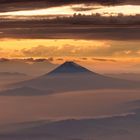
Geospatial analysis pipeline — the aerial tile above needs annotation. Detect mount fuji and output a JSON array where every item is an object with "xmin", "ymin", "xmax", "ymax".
[
  {"xmin": 1, "ymin": 61, "xmax": 140, "ymax": 96},
  {"xmin": 47, "ymin": 61, "xmax": 93, "ymax": 75}
]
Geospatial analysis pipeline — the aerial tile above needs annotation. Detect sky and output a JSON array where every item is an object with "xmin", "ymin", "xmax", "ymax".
[{"xmin": 0, "ymin": 0, "xmax": 140, "ymax": 73}]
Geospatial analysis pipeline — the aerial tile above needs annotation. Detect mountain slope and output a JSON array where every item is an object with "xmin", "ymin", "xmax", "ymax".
[{"xmin": 0, "ymin": 87, "xmax": 53, "ymax": 96}]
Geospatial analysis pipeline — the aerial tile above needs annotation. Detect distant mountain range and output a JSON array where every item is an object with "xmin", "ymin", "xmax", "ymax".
[
  {"xmin": 0, "ymin": 72, "xmax": 27, "ymax": 77},
  {"xmin": 1, "ymin": 61, "xmax": 140, "ymax": 96}
]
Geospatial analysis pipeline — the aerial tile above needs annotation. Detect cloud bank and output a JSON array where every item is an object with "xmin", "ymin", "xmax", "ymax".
[
  {"xmin": 0, "ymin": 0, "xmax": 139, "ymax": 12},
  {"xmin": 0, "ymin": 14, "xmax": 139, "ymax": 40},
  {"xmin": 0, "ymin": 26, "xmax": 139, "ymax": 40}
]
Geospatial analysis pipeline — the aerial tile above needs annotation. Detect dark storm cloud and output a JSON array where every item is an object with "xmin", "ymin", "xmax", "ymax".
[
  {"xmin": 0, "ymin": 0, "xmax": 139, "ymax": 12},
  {"xmin": 126, "ymin": 0, "xmax": 140, "ymax": 5},
  {"xmin": 0, "ymin": 0, "xmax": 119, "ymax": 12},
  {"xmin": 0, "ymin": 14, "xmax": 140, "ymax": 40},
  {"xmin": 0, "ymin": 26, "xmax": 139, "ymax": 40}
]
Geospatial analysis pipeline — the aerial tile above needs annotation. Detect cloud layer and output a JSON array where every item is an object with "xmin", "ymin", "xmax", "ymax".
[
  {"xmin": 0, "ymin": 14, "xmax": 139, "ymax": 40},
  {"xmin": 0, "ymin": 26, "xmax": 139, "ymax": 40},
  {"xmin": 0, "ymin": 0, "xmax": 139, "ymax": 12},
  {"xmin": 21, "ymin": 43, "xmax": 140, "ymax": 58}
]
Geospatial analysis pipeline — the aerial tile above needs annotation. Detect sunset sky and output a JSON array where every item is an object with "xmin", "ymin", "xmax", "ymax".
[{"xmin": 0, "ymin": 0, "xmax": 140, "ymax": 73}]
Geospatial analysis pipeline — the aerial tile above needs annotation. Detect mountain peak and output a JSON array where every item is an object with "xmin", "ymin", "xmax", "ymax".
[{"xmin": 48, "ymin": 61, "xmax": 92, "ymax": 75}]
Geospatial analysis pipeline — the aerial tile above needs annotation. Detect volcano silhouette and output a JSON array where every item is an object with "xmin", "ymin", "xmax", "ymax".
[
  {"xmin": 5, "ymin": 61, "xmax": 140, "ymax": 96},
  {"xmin": 48, "ymin": 61, "xmax": 93, "ymax": 75}
]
